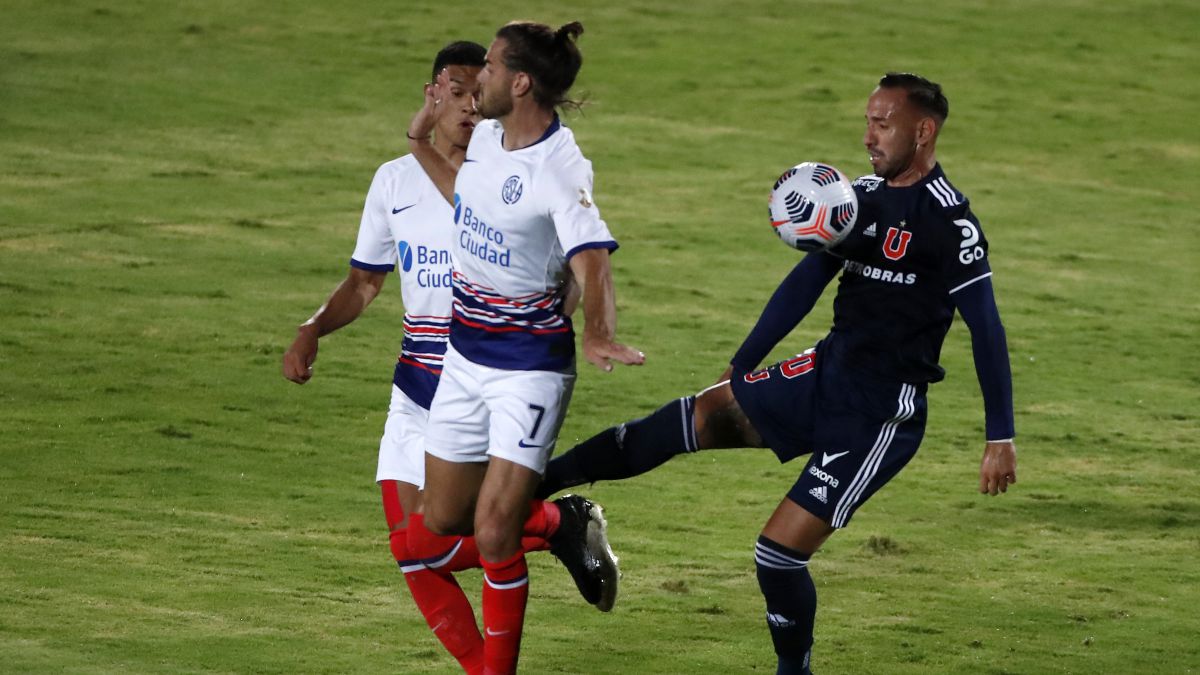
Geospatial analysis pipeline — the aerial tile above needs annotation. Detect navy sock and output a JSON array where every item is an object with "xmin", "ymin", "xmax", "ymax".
[
  {"xmin": 755, "ymin": 535, "xmax": 816, "ymax": 675},
  {"xmin": 536, "ymin": 397, "xmax": 697, "ymax": 499}
]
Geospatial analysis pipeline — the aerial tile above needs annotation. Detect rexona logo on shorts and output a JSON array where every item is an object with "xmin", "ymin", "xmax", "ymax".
[
  {"xmin": 397, "ymin": 240, "xmax": 452, "ymax": 287},
  {"xmin": 808, "ymin": 464, "xmax": 839, "ymax": 488}
]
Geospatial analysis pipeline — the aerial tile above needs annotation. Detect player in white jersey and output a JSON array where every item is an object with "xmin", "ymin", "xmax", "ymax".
[
  {"xmin": 282, "ymin": 42, "xmax": 605, "ymax": 675},
  {"xmin": 404, "ymin": 21, "xmax": 644, "ymax": 674}
]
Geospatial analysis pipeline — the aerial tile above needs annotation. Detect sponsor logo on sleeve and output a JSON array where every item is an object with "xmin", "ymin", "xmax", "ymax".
[{"xmin": 956, "ymin": 218, "xmax": 984, "ymax": 264}]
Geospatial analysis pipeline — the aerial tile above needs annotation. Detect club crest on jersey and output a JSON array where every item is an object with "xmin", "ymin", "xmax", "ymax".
[
  {"xmin": 397, "ymin": 241, "xmax": 414, "ymax": 272},
  {"xmin": 502, "ymin": 175, "xmax": 523, "ymax": 205},
  {"xmin": 882, "ymin": 227, "xmax": 913, "ymax": 261}
]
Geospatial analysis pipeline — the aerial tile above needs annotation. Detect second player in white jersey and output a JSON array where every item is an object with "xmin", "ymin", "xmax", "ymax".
[{"xmin": 351, "ymin": 155, "xmax": 454, "ymax": 411}]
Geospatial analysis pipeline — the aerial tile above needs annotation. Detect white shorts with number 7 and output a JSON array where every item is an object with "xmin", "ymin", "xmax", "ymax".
[{"xmin": 425, "ymin": 343, "xmax": 576, "ymax": 473}]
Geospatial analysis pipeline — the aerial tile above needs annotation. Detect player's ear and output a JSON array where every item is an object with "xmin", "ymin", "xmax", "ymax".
[
  {"xmin": 511, "ymin": 72, "xmax": 532, "ymax": 99},
  {"xmin": 916, "ymin": 117, "xmax": 937, "ymax": 146}
]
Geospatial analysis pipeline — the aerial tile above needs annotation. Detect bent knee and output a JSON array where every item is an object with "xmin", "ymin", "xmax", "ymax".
[
  {"xmin": 423, "ymin": 504, "xmax": 473, "ymax": 537},
  {"xmin": 695, "ymin": 382, "xmax": 762, "ymax": 449}
]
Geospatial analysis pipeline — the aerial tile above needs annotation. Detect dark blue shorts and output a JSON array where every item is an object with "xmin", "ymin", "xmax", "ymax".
[{"xmin": 730, "ymin": 343, "xmax": 927, "ymax": 528}]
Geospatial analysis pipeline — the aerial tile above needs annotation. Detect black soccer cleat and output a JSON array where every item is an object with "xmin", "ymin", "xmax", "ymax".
[{"xmin": 549, "ymin": 494, "xmax": 620, "ymax": 612}]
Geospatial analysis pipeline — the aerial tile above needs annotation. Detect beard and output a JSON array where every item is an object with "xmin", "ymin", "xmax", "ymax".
[
  {"xmin": 873, "ymin": 147, "xmax": 914, "ymax": 180},
  {"xmin": 474, "ymin": 86, "xmax": 513, "ymax": 120}
]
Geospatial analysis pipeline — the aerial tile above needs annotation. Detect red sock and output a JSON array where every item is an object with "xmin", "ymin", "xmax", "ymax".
[
  {"xmin": 520, "ymin": 535, "xmax": 551, "ymax": 553},
  {"xmin": 383, "ymin": 488, "xmax": 484, "ymax": 674},
  {"xmin": 480, "ymin": 551, "xmax": 529, "ymax": 675},
  {"xmin": 401, "ymin": 556, "xmax": 485, "ymax": 674},
  {"xmin": 408, "ymin": 514, "xmax": 484, "ymax": 574},
  {"xmin": 408, "ymin": 504, "xmax": 556, "ymax": 572},
  {"xmin": 519, "ymin": 499, "xmax": 560, "ymax": 552}
]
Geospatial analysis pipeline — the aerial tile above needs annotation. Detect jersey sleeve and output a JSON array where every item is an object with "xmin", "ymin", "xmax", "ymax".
[
  {"xmin": 952, "ymin": 276, "xmax": 1016, "ymax": 440},
  {"xmin": 546, "ymin": 153, "xmax": 618, "ymax": 259},
  {"xmin": 350, "ymin": 165, "xmax": 398, "ymax": 272},
  {"xmin": 938, "ymin": 204, "xmax": 992, "ymax": 295},
  {"xmin": 730, "ymin": 251, "xmax": 842, "ymax": 373}
]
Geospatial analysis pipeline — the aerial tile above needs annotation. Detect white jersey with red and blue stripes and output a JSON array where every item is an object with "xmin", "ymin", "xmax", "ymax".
[
  {"xmin": 449, "ymin": 117, "xmax": 617, "ymax": 372},
  {"xmin": 350, "ymin": 155, "xmax": 453, "ymax": 409}
]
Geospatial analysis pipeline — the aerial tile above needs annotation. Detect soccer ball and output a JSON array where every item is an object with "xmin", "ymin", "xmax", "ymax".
[{"xmin": 768, "ymin": 162, "xmax": 858, "ymax": 252}]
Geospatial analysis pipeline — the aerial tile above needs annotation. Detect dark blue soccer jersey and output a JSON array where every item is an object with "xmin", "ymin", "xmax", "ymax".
[{"xmin": 822, "ymin": 164, "xmax": 992, "ymax": 384}]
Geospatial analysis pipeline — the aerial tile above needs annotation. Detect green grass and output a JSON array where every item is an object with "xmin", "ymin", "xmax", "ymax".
[{"xmin": 2, "ymin": 0, "xmax": 1198, "ymax": 672}]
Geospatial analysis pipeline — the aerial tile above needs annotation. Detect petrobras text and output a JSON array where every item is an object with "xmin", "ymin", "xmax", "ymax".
[{"xmin": 843, "ymin": 259, "xmax": 916, "ymax": 285}]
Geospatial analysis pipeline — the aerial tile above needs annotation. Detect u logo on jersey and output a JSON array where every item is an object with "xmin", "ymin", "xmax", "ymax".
[
  {"xmin": 502, "ymin": 175, "xmax": 523, "ymax": 205},
  {"xmin": 882, "ymin": 227, "xmax": 913, "ymax": 261}
]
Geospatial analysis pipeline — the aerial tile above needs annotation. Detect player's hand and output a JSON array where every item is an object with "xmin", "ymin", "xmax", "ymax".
[
  {"xmin": 978, "ymin": 440, "xmax": 1017, "ymax": 495},
  {"xmin": 282, "ymin": 325, "xmax": 319, "ymax": 384},
  {"xmin": 407, "ymin": 68, "xmax": 448, "ymax": 142},
  {"xmin": 582, "ymin": 335, "xmax": 645, "ymax": 372}
]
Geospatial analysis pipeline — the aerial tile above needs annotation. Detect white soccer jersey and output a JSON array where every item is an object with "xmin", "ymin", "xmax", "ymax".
[
  {"xmin": 449, "ymin": 117, "xmax": 617, "ymax": 371},
  {"xmin": 350, "ymin": 155, "xmax": 454, "ymax": 408}
]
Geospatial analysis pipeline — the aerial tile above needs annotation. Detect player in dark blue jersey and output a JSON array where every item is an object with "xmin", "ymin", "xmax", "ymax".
[{"xmin": 535, "ymin": 73, "xmax": 1017, "ymax": 674}]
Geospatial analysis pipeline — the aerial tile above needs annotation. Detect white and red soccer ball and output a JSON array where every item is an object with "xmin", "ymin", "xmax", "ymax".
[{"xmin": 768, "ymin": 162, "xmax": 858, "ymax": 252}]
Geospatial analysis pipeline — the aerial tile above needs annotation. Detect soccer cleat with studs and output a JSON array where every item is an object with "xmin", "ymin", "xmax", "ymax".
[{"xmin": 549, "ymin": 494, "xmax": 620, "ymax": 612}]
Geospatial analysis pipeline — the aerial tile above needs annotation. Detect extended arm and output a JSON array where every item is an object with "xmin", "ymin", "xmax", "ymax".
[
  {"xmin": 729, "ymin": 251, "xmax": 841, "ymax": 375},
  {"xmin": 282, "ymin": 267, "xmax": 388, "ymax": 383},
  {"xmin": 567, "ymin": 248, "xmax": 645, "ymax": 372},
  {"xmin": 952, "ymin": 276, "xmax": 1018, "ymax": 495},
  {"xmin": 406, "ymin": 72, "xmax": 458, "ymax": 204}
]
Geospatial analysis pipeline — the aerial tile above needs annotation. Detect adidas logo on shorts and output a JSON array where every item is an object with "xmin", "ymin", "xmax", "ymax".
[
  {"xmin": 808, "ymin": 485, "xmax": 828, "ymax": 504},
  {"xmin": 767, "ymin": 612, "xmax": 796, "ymax": 628}
]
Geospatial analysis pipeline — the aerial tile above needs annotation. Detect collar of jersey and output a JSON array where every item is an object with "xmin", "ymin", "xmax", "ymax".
[{"xmin": 500, "ymin": 114, "xmax": 561, "ymax": 151}]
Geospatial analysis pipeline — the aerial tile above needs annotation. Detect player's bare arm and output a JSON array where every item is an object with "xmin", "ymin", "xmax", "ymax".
[
  {"xmin": 567, "ymin": 247, "xmax": 644, "ymax": 372},
  {"xmin": 282, "ymin": 267, "xmax": 386, "ymax": 383},
  {"xmin": 406, "ymin": 68, "xmax": 466, "ymax": 204}
]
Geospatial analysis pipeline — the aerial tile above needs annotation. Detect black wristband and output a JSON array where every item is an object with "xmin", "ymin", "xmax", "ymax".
[{"xmin": 406, "ymin": 131, "xmax": 431, "ymax": 141}]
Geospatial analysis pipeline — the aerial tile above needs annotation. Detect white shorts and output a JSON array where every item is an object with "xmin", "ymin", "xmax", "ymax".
[
  {"xmin": 425, "ymin": 344, "xmax": 576, "ymax": 474},
  {"xmin": 375, "ymin": 385, "xmax": 430, "ymax": 487}
]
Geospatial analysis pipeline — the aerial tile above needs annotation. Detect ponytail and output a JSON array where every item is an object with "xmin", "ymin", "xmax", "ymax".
[
  {"xmin": 555, "ymin": 21, "xmax": 584, "ymax": 45},
  {"xmin": 497, "ymin": 20, "xmax": 586, "ymax": 111}
]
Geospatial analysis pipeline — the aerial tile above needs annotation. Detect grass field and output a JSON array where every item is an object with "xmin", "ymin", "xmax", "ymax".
[{"xmin": 2, "ymin": 1, "xmax": 1198, "ymax": 673}]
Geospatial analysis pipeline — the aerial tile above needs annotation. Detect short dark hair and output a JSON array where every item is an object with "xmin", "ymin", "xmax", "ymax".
[
  {"xmin": 432, "ymin": 41, "xmax": 486, "ymax": 81},
  {"xmin": 878, "ymin": 72, "xmax": 949, "ymax": 124},
  {"xmin": 495, "ymin": 20, "xmax": 585, "ymax": 110}
]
